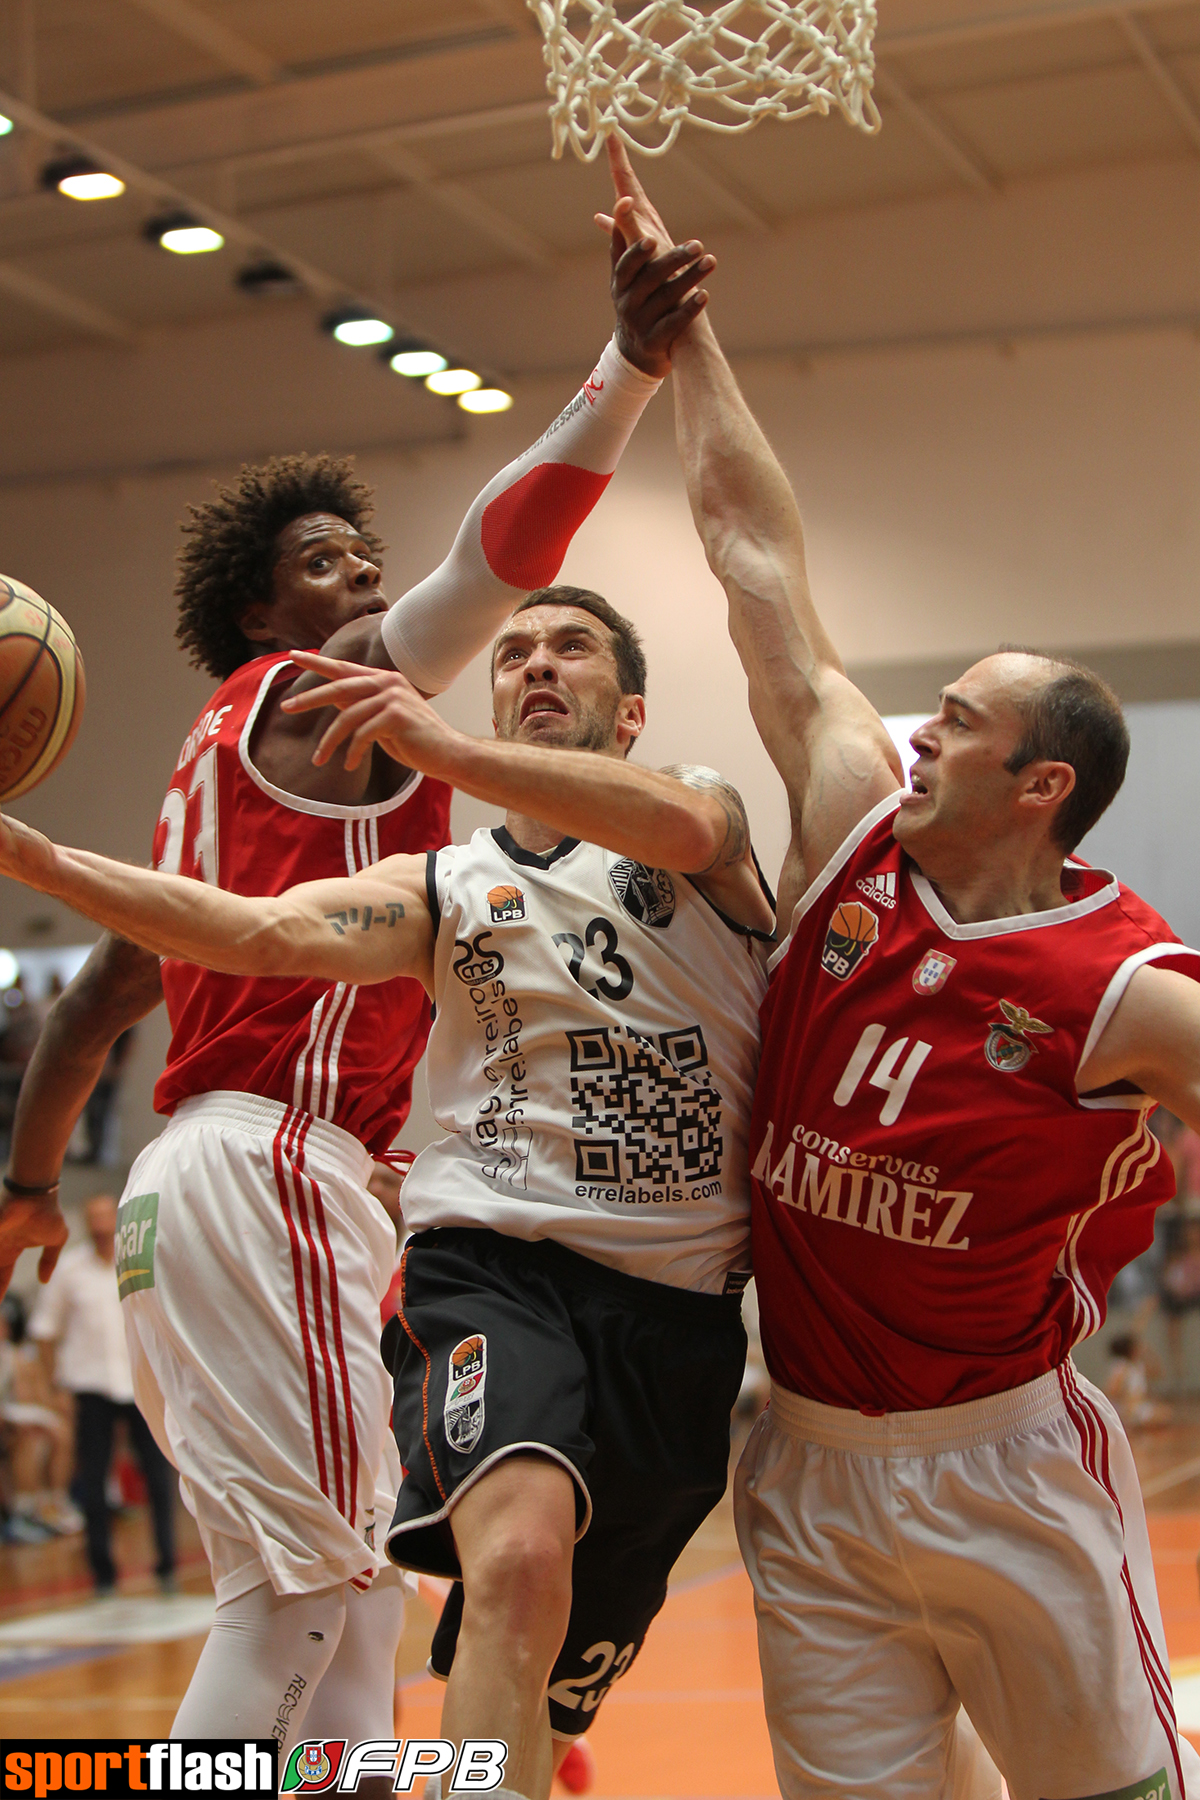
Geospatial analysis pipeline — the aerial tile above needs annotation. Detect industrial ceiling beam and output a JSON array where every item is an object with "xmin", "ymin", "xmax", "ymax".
[
  {"xmin": 873, "ymin": 65, "xmax": 999, "ymax": 192},
  {"xmin": 367, "ymin": 139, "xmax": 557, "ymax": 268},
  {"xmin": 1115, "ymin": 9, "xmax": 1200, "ymax": 154},
  {"xmin": 0, "ymin": 259, "xmax": 135, "ymax": 343},
  {"xmin": 120, "ymin": 0, "xmax": 284, "ymax": 85},
  {"xmin": 0, "ymin": 86, "xmax": 409, "ymax": 319}
]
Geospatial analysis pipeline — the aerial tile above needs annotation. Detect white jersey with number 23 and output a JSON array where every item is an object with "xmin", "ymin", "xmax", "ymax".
[{"xmin": 401, "ymin": 825, "xmax": 772, "ymax": 1295}]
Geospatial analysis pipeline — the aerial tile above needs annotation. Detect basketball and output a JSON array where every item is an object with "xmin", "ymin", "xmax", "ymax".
[{"xmin": 0, "ymin": 574, "xmax": 85, "ymax": 802}]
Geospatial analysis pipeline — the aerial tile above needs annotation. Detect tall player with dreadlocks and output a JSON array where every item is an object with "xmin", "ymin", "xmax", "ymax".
[{"xmin": 0, "ymin": 226, "xmax": 714, "ymax": 1747}]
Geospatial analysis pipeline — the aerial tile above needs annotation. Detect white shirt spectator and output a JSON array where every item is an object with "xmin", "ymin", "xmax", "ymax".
[{"xmin": 30, "ymin": 1242, "xmax": 133, "ymax": 1402}]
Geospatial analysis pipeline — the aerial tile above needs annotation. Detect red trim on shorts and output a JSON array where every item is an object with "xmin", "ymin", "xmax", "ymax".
[
  {"xmin": 293, "ymin": 1109, "xmax": 360, "ymax": 1525},
  {"xmin": 1056, "ymin": 1362, "xmax": 1184, "ymax": 1796},
  {"xmin": 284, "ymin": 1108, "xmax": 347, "ymax": 1519},
  {"xmin": 273, "ymin": 1106, "xmax": 330, "ymax": 1499},
  {"xmin": 396, "ymin": 1244, "xmax": 446, "ymax": 1503}
]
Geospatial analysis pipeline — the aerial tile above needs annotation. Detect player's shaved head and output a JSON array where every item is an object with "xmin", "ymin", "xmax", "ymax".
[{"xmin": 989, "ymin": 646, "xmax": 1129, "ymax": 852}]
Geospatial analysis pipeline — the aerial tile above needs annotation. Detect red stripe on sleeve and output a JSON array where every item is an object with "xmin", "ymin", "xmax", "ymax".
[{"xmin": 480, "ymin": 463, "xmax": 611, "ymax": 590}]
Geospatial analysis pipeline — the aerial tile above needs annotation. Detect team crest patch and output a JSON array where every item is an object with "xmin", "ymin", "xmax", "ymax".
[
  {"xmin": 445, "ymin": 1334, "xmax": 487, "ymax": 1453},
  {"xmin": 913, "ymin": 949, "xmax": 956, "ymax": 995},
  {"xmin": 820, "ymin": 901, "xmax": 879, "ymax": 981},
  {"xmin": 488, "ymin": 884, "xmax": 526, "ymax": 923},
  {"xmin": 608, "ymin": 858, "xmax": 675, "ymax": 928},
  {"xmin": 985, "ymin": 999, "xmax": 1054, "ymax": 1073},
  {"xmin": 281, "ymin": 1741, "xmax": 345, "ymax": 1793}
]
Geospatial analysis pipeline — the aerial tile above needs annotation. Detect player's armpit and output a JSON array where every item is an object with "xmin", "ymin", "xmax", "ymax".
[{"xmin": 1077, "ymin": 962, "xmax": 1200, "ymax": 1125}]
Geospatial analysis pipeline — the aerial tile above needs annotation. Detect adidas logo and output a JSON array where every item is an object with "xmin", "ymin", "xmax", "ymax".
[{"xmin": 856, "ymin": 872, "xmax": 897, "ymax": 910}]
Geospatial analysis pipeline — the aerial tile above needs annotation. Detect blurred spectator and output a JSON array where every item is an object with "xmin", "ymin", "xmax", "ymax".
[
  {"xmin": 30, "ymin": 1194, "xmax": 176, "ymax": 1595},
  {"xmin": 1104, "ymin": 1331, "xmax": 1171, "ymax": 1430},
  {"xmin": 1159, "ymin": 1214, "xmax": 1200, "ymax": 1391},
  {"xmin": 0, "ymin": 1292, "xmax": 77, "ymax": 1541},
  {"xmin": 1173, "ymin": 1126, "xmax": 1200, "ymax": 1210}
]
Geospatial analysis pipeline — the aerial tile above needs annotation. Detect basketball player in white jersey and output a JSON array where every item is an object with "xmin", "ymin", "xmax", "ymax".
[
  {"xmin": 0, "ymin": 224, "xmax": 714, "ymax": 1754},
  {"xmin": 0, "ymin": 568, "xmax": 774, "ymax": 1799},
  {"xmin": 602, "ymin": 150, "xmax": 1200, "ymax": 1798}
]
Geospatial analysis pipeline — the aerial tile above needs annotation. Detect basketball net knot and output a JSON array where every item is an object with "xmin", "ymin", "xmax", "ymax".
[{"xmin": 528, "ymin": 0, "xmax": 881, "ymax": 161}]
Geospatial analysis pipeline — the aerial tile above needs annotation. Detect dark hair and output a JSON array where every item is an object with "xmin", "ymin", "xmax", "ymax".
[
  {"xmin": 175, "ymin": 453, "xmax": 384, "ymax": 681},
  {"xmin": 493, "ymin": 585, "xmax": 647, "ymax": 697},
  {"xmin": 999, "ymin": 648, "xmax": 1129, "ymax": 853}
]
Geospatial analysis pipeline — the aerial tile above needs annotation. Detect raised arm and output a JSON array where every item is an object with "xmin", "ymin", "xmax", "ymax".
[
  {"xmin": 0, "ymin": 819, "xmax": 435, "ymax": 997},
  {"xmin": 281, "ymin": 655, "xmax": 772, "ymax": 930},
  {"xmin": 0, "ymin": 935, "xmax": 163, "ymax": 1298},
  {"xmin": 374, "ymin": 235, "xmax": 713, "ymax": 698},
  {"xmin": 600, "ymin": 144, "xmax": 900, "ymax": 919}
]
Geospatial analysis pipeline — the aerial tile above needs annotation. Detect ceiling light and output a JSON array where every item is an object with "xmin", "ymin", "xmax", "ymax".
[
  {"xmin": 388, "ymin": 344, "xmax": 448, "ymax": 379},
  {"xmin": 458, "ymin": 387, "xmax": 514, "ymax": 414},
  {"xmin": 236, "ymin": 258, "xmax": 303, "ymax": 298},
  {"xmin": 425, "ymin": 368, "xmax": 482, "ymax": 397},
  {"xmin": 0, "ymin": 116, "xmax": 12, "ymax": 138},
  {"xmin": 42, "ymin": 156, "xmax": 125, "ymax": 201},
  {"xmin": 0, "ymin": 949, "xmax": 17, "ymax": 989},
  {"xmin": 145, "ymin": 212, "xmax": 224, "ymax": 254},
  {"xmin": 322, "ymin": 307, "xmax": 394, "ymax": 347}
]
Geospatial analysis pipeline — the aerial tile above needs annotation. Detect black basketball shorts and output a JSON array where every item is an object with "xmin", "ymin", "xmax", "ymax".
[{"xmin": 381, "ymin": 1225, "xmax": 746, "ymax": 1737}]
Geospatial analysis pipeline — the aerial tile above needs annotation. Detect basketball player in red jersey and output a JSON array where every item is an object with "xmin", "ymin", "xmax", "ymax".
[
  {"xmin": 0, "ymin": 224, "xmax": 712, "ymax": 1750},
  {"xmin": 599, "ymin": 150, "xmax": 1200, "ymax": 1798}
]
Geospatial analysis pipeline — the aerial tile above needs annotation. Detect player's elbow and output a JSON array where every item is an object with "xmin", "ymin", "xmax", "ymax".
[{"xmin": 666, "ymin": 801, "xmax": 727, "ymax": 876}]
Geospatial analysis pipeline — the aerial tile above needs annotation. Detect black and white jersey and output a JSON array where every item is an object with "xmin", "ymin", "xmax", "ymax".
[{"xmin": 402, "ymin": 826, "xmax": 773, "ymax": 1294}]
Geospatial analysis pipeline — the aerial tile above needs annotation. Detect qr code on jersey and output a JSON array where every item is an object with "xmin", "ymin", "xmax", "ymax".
[{"xmin": 568, "ymin": 1024, "xmax": 723, "ymax": 1185}]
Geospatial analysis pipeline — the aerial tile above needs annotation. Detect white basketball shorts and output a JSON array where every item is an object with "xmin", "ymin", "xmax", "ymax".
[
  {"xmin": 735, "ymin": 1361, "xmax": 1200, "ymax": 1800},
  {"xmin": 117, "ymin": 1092, "xmax": 397, "ymax": 1605}
]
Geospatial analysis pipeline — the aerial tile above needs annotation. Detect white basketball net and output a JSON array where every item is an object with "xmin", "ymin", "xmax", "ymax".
[{"xmin": 527, "ymin": 0, "xmax": 881, "ymax": 161}]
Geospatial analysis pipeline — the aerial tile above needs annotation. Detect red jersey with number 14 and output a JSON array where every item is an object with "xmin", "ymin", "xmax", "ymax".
[
  {"xmin": 151, "ymin": 655, "xmax": 451, "ymax": 1154},
  {"xmin": 752, "ymin": 792, "xmax": 1200, "ymax": 1412}
]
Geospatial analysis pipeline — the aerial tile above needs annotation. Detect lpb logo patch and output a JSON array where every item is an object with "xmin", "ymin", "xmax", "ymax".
[
  {"xmin": 488, "ymin": 885, "xmax": 525, "ymax": 923},
  {"xmin": 282, "ymin": 1742, "xmax": 345, "ymax": 1792},
  {"xmin": 820, "ymin": 902, "xmax": 878, "ymax": 981}
]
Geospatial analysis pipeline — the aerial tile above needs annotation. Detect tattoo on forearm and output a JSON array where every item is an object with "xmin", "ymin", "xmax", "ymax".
[
  {"xmin": 324, "ymin": 902, "xmax": 406, "ymax": 936},
  {"xmin": 660, "ymin": 764, "xmax": 751, "ymax": 870}
]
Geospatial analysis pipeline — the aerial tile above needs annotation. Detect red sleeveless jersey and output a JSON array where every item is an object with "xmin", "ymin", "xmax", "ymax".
[
  {"xmin": 752, "ymin": 792, "xmax": 1200, "ymax": 1412},
  {"xmin": 150, "ymin": 656, "xmax": 452, "ymax": 1154}
]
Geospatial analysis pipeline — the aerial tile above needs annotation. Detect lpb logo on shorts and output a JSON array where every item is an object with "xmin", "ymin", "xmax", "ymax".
[{"xmin": 444, "ymin": 1336, "xmax": 487, "ymax": 1454}]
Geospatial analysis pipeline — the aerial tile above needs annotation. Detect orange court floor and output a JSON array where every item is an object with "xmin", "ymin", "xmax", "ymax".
[{"xmin": 3, "ymin": 1413, "xmax": 1200, "ymax": 1795}]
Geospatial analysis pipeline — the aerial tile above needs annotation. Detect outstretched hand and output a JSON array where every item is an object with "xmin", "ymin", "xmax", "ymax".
[
  {"xmin": 0, "ymin": 1193, "xmax": 68, "ymax": 1300},
  {"xmin": 282, "ymin": 652, "xmax": 456, "ymax": 775},
  {"xmin": 598, "ymin": 136, "xmax": 712, "ymax": 378}
]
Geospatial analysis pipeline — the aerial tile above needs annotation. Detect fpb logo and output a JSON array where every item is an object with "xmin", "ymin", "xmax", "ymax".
[
  {"xmin": 281, "ymin": 1741, "xmax": 507, "ymax": 1794},
  {"xmin": 282, "ymin": 1743, "xmax": 344, "ymax": 1793}
]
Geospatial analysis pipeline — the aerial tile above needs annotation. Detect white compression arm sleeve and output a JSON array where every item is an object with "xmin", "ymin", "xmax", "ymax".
[{"xmin": 381, "ymin": 337, "xmax": 662, "ymax": 695}]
